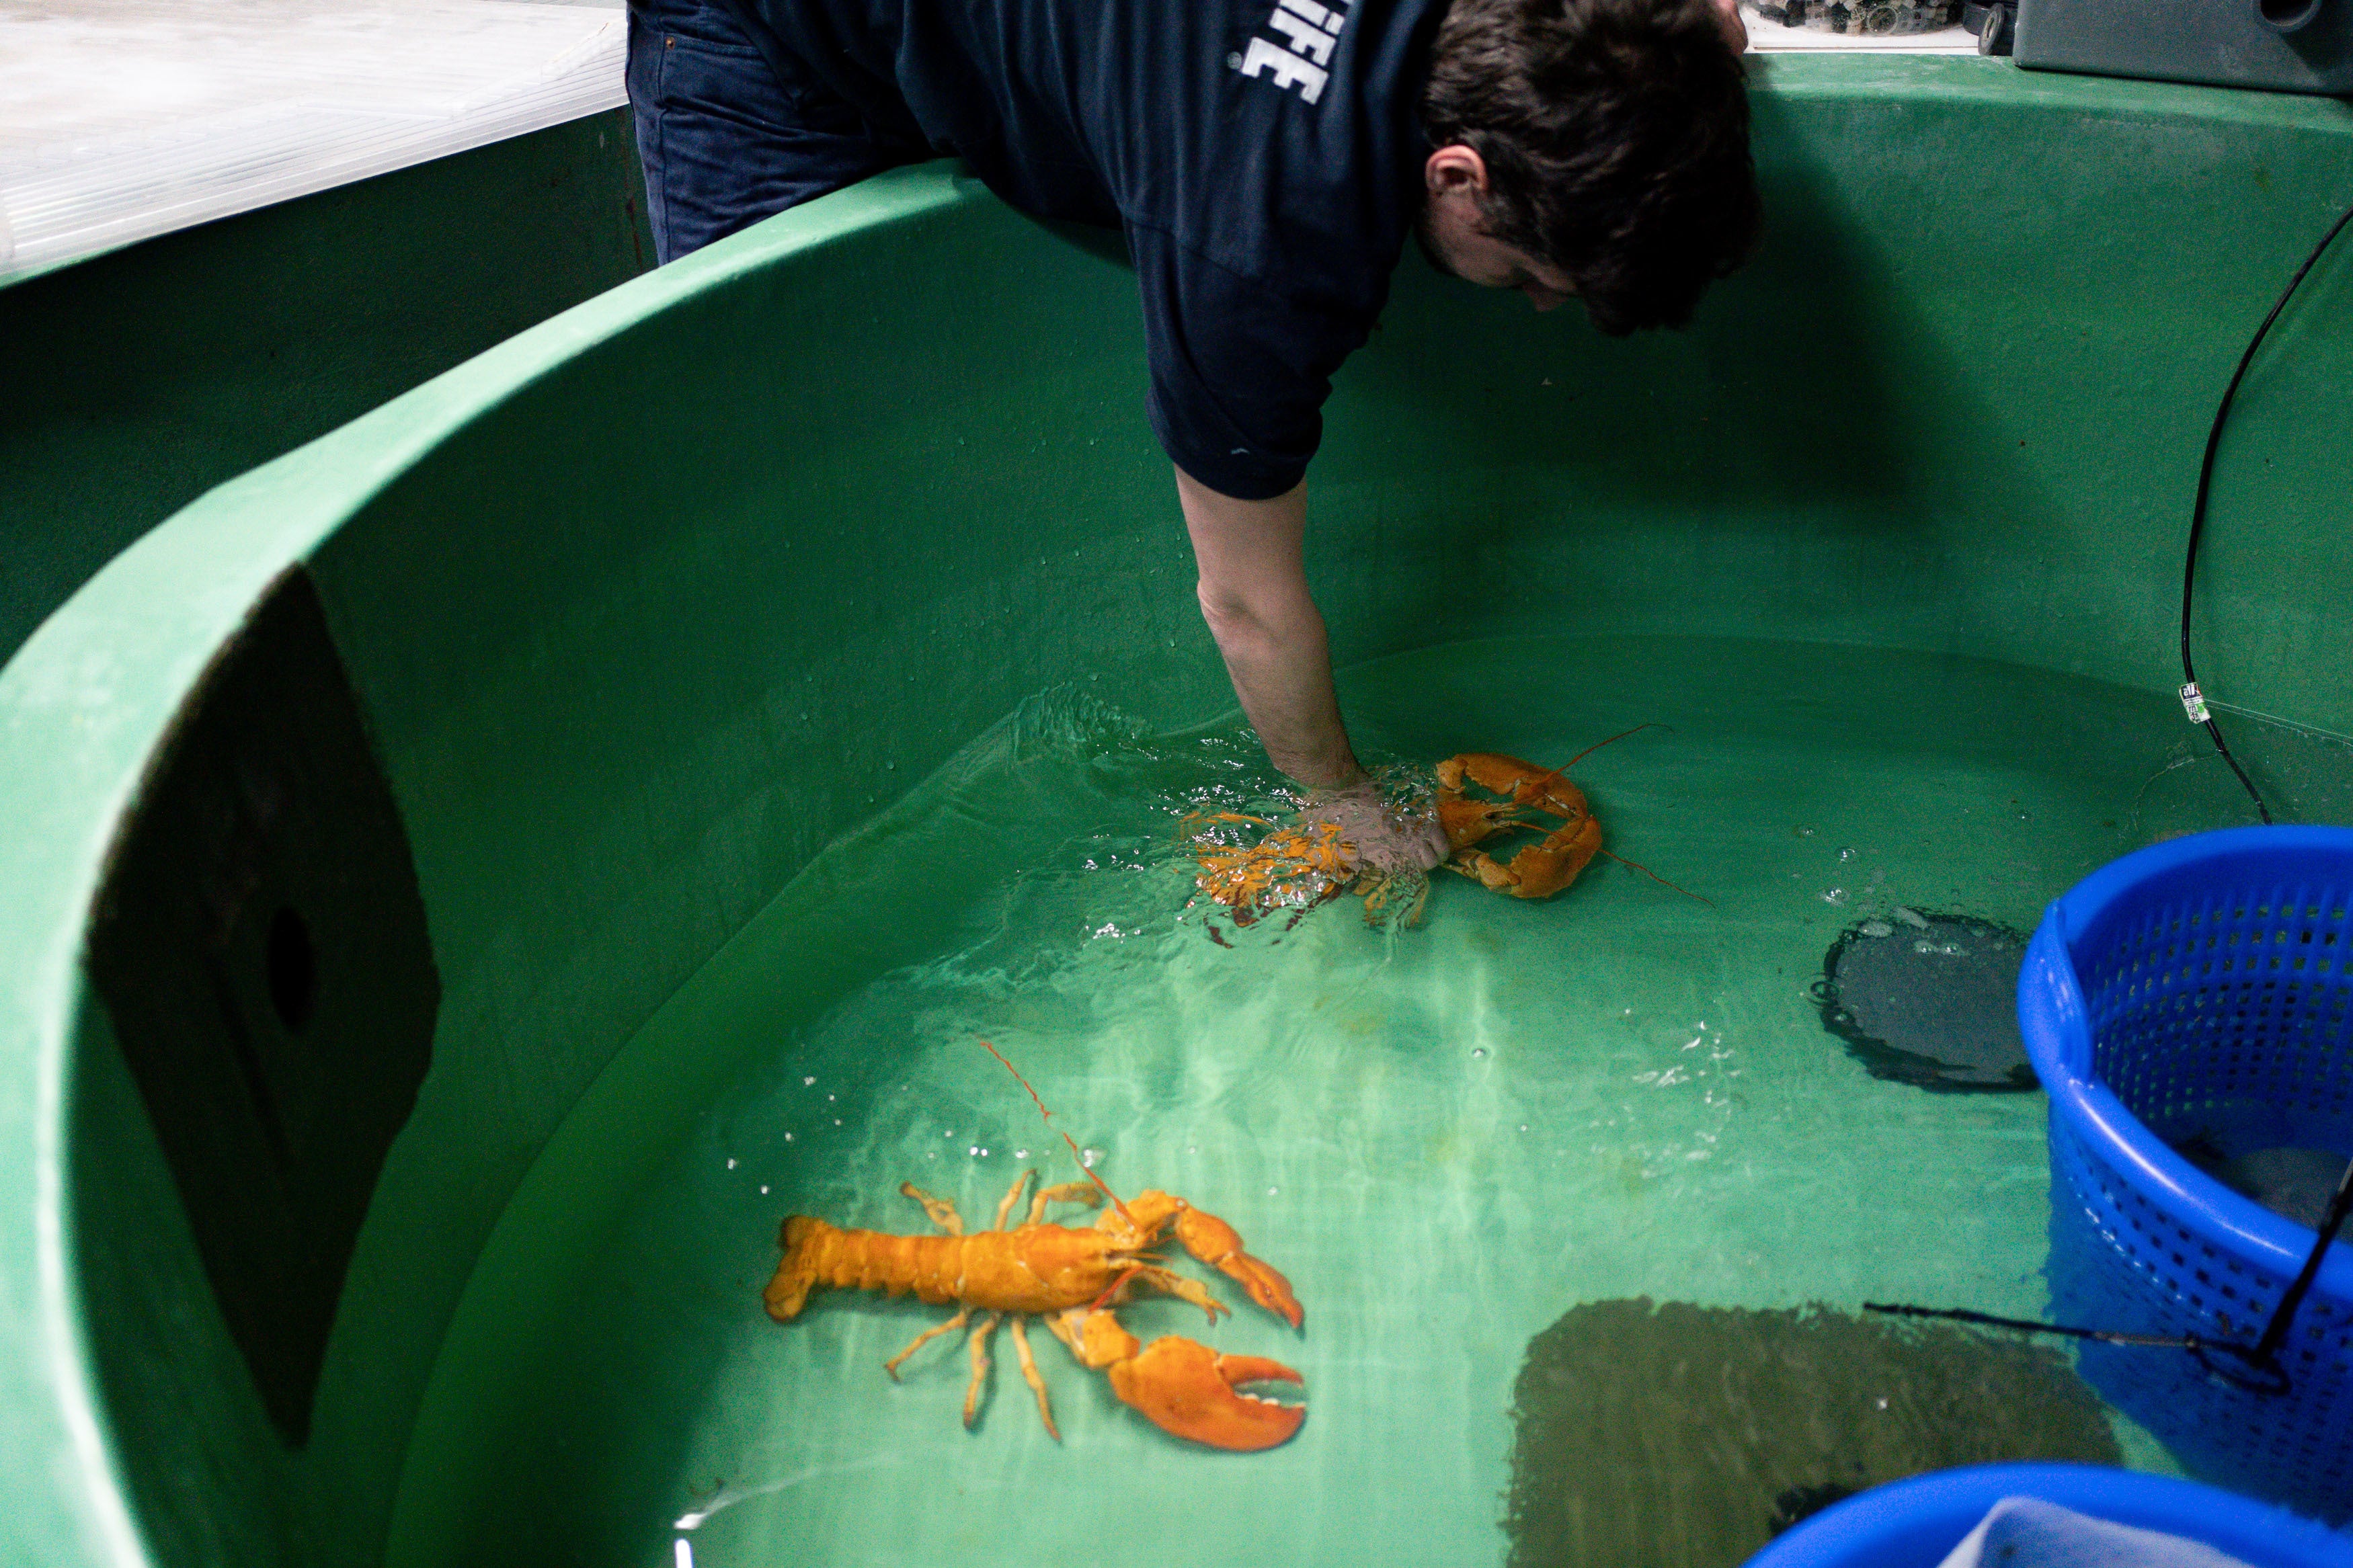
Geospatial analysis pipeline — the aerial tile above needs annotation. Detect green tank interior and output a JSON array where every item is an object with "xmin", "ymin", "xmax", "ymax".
[{"xmin": 5, "ymin": 54, "xmax": 2353, "ymax": 1568}]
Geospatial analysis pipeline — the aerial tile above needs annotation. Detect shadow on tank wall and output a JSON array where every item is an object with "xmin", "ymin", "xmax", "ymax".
[{"xmin": 0, "ymin": 110, "xmax": 654, "ymax": 669}]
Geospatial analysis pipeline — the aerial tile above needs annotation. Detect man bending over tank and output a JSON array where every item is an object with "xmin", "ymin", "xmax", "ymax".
[{"xmin": 625, "ymin": 0, "xmax": 1760, "ymax": 872}]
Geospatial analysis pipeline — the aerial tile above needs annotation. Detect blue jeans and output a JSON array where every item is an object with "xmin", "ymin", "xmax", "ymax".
[{"xmin": 624, "ymin": 0, "xmax": 913, "ymax": 263}]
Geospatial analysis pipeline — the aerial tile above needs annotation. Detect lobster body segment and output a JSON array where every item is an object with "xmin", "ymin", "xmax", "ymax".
[
  {"xmin": 765, "ymin": 1175, "xmax": 1305, "ymax": 1451},
  {"xmin": 764, "ymin": 1214, "xmax": 1130, "ymax": 1319}
]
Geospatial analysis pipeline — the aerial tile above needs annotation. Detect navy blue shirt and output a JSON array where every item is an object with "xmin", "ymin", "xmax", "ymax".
[{"xmin": 743, "ymin": 0, "xmax": 1444, "ymax": 499}]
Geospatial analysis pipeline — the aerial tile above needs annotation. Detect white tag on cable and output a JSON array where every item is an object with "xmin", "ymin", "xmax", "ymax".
[{"xmin": 2180, "ymin": 682, "xmax": 2212, "ymax": 723}]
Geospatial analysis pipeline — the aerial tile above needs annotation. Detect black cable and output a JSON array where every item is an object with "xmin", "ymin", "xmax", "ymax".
[
  {"xmin": 1865, "ymin": 1157, "xmax": 2353, "ymax": 1399},
  {"xmin": 1862, "ymin": 1300, "xmax": 2208, "ymax": 1350},
  {"xmin": 2178, "ymin": 197, "xmax": 2353, "ymax": 827},
  {"xmin": 2247, "ymin": 1153, "xmax": 2353, "ymax": 1370}
]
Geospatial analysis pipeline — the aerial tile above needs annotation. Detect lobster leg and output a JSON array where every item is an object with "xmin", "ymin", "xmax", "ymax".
[
  {"xmin": 884, "ymin": 1308, "xmax": 968, "ymax": 1380},
  {"xmin": 1027, "ymin": 1182, "xmax": 1101, "ymax": 1225},
  {"xmin": 990, "ymin": 1170, "xmax": 1032, "ymax": 1231},
  {"xmin": 898, "ymin": 1181, "xmax": 964, "ymax": 1235},
  {"xmin": 1008, "ymin": 1317, "xmax": 1060, "ymax": 1440},
  {"xmin": 963, "ymin": 1313, "xmax": 1001, "ymax": 1429},
  {"xmin": 1124, "ymin": 1264, "xmax": 1230, "ymax": 1325}
]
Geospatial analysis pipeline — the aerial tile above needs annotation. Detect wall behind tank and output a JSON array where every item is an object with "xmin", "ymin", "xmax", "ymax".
[{"xmin": 0, "ymin": 108, "xmax": 653, "ymax": 669}]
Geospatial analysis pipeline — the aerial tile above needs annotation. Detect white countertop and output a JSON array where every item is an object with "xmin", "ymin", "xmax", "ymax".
[
  {"xmin": 1, "ymin": 0, "xmax": 625, "ymax": 282},
  {"xmin": 1, "ymin": 0, "xmax": 1980, "ymax": 286}
]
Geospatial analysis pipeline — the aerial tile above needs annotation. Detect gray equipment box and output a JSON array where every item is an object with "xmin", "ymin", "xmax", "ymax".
[{"xmin": 2014, "ymin": 0, "xmax": 2353, "ymax": 93}]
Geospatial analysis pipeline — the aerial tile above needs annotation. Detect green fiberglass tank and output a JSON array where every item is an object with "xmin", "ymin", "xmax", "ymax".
[{"xmin": 4, "ymin": 55, "xmax": 2353, "ymax": 1568}]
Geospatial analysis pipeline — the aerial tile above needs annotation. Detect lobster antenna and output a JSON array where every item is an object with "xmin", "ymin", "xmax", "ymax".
[
  {"xmin": 1598, "ymin": 848, "xmax": 1713, "ymax": 907},
  {"xmin": 975, "ymin": 1038, "xmax": 1138, "ymax": 1227},
  {"xmin": 1561, "ymin": 721, "xmax": 1665, "ymax": 772},
  {"xmin": 1088, "ymin": 1264, "xmax": 1146, "ymax": 1312}
]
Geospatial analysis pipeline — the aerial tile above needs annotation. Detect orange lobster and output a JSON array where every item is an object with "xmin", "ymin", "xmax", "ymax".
[
  {"xmin": 1436, "ymin": 753, "xmax": 1603, "ymax": 899},
  {"xmin": 764, "ymin": 1169, "xmax": 1306, "ymax": 1451},
  {"xmin": 1187, "ymin": 813, "xmax": 1356, "ymax": 925},
  {"xmin": 1187, "ymin": 732, "xmax": 1698, "ymax": 925}
]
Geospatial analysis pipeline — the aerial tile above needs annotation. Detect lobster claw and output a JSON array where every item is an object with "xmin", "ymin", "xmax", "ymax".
[
  {"xmin": 1174, "ymin": 1205, "xmax": 1305, "ymax": 1328},
  {"xmin": 1105, "ymin": 1335, "xmax": 1306, "ymax": 1452},
  {"xmin": 1462, "ymin": 809, "xmax": 1601, "ymax": 899},
  {"xmin": 1436, "ymin": 753, "xmax": 1601, "ymax": 900}
]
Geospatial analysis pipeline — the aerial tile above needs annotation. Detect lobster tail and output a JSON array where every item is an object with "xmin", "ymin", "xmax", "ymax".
[{"xmin": 764, "ymin": 1214, "xmax": 828, "ymax": 1321}]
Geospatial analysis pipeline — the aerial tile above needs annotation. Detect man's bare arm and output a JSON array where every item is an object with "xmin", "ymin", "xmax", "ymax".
[
  {"xmin": 1175, "ymin": 468, "xmax": 1360, "ymax": 789},
  {"xmin": 1174, "ymin": 466, "xmax": 1448, "ymax": 873}
]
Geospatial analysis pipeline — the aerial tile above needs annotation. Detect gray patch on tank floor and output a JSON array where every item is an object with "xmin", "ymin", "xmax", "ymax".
[
  {"xmin": 1503, "ymin": 1298, "xmax": 2123, "ymax": 1568},
  {"xmin": 1814, "ymin": 910, "xmax": 2035, "ymax": 1093}
]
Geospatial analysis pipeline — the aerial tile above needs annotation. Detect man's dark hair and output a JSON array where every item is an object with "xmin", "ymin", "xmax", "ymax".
[{"xmin": 1421, "ymin": 0, "xmax": 1761, "ymax": 335}]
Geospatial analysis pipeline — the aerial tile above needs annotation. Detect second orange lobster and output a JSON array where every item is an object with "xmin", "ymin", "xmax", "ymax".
[{"xmin": 765, "ymin": 1170, "xmax": 1306, "ymax": 1451}]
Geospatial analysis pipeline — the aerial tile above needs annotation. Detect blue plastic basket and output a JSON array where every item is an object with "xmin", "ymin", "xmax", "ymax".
[
  {"xmin": 1742, "ymin": 1462, "xmax": 2353, "ymax": 1568},
  {"xmin": 2020, "ymin": 826, "xmax": 2353, "ymax": 1521}
]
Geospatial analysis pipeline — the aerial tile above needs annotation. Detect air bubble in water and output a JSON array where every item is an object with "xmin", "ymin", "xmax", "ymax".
[
  {"xmin": 1082, "ymin": 1147, "xmax": 1102, "ymax": 1167},
  {"xmin": 1014, "ymin": 1148, "xmax": 1030, "ymax": 1159},
  {"xmin": 1823, "ymin": 888, "xmax": 1849, "ymax": 905},
  {"xmin": 1471, "ymin": 1046, "xmax": 1488, "ymax": 1059},
  {"xmin": 783, "ymin": 1132, "xmax": 794, "ymax": 1143},
  {"xmin": 759, "ymin": 1185, "xmax": 769, "ymax": 1195},
  {"xmin": 1267, "ymin": 1186, "xmax": 1279, "ymax": 1196},
  {"xmin": 726, "ymin": 1158, "xmax": 737, "ymax": 1169},
  {"xmin": 803, "ymin": 1076, "xmax": 816, "ymax": 1087},
  {"xmin": 1838, "ymin": 846, "xmax": 1857, "ymax": 862}
]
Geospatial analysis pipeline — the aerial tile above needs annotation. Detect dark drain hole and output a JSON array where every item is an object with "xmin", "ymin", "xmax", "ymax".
[
  {"xmin": 1813, "ymin": 909, "xmax": 2036, "ymax": 1093},
  {"xmin": 2258, "ymin": 0, "xmax": 2324, "ymax": 33},
  {"xmin": 268, "ymin": 904, "xmax": 317, "ymax": 1034}
]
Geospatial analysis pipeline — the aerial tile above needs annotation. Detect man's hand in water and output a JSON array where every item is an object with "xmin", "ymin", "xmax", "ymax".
[
  {"xmin": 1170, "ymin": 465, "xmax": 1446, "ymax": 875},
  {"xmin": 1300, "ymin": 775, "xmax": 1450, "ymax": 877}
]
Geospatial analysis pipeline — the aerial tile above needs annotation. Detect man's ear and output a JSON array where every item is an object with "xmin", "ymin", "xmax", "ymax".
[{"xmin": 1425, "ymin": 143, "xmax": 1490, "ymax": 198}]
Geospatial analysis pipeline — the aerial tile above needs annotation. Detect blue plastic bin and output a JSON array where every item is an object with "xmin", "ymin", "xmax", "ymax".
[
  {"xmin": 1743, "ymin": 1462, "xmax": 2353, "ymax": 1568},
  {"xmin": 2019, "ymin": 826, "xmax": 2353, "ymax": 1520}
]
